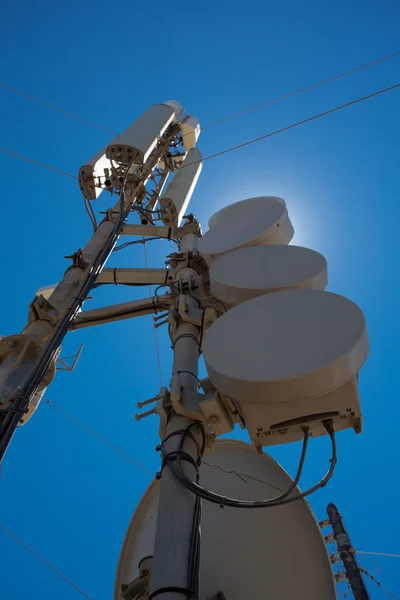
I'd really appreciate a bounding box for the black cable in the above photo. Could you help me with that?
[161,420,336,509]
[148,587,198,600]
[83,197,98,231]
[154,283,179,296]
[0,146,163,459]
[175,370,199,382]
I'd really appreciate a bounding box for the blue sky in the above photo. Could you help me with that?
[1,0,399,598]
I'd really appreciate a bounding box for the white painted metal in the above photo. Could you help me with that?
[79,102,181,200]
[199,196,294,265]
[159,148,203,226]
[97,267,170,286]
[180,115,201,151]
[209,245,328,305]
[114,439,337,600]
[35,284,57,300]
[71,295,175,330]
[164,100,184,120]
[203,289,369,405]
[106,104,176,165]
[242,376,362,447]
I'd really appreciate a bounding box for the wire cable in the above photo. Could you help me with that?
[2,83,399,185]
[44,399,154,476]
[200,82,400,165]
[143,241,163,389]
[357,552,400,559]
[202,50,400,129]
[201,461,287,493]
[84,197,98,231]
[2,51,399,137]
[0,147,77,179]
[360,567,398,600]
[161,421,336,509]
[0,524,93,600]
[0,82,117,134]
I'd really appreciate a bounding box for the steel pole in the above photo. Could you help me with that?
[149,233,202,600]
[327,503,370,599]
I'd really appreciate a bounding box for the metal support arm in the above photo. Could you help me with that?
[121,222,201,240]
[71,295,175,330]
[96,267,172,286]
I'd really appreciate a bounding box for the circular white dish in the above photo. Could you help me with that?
[203,289,369,404]
[114,439,336,600]
[210,245,327,305]
[200,196,294,265]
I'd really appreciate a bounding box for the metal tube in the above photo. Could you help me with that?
[97,267,169,286]
[149,234,201,600]
[71,295,174,330]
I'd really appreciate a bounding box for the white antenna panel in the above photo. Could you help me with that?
[79,102,182,200]
[203,289,369,405]
[79,147,113,200]
[210,245,327,305]
[180,115,201,151]
[106,103,177,165]
[159,148,202,226]
[198,196,294,265]
[114,439,336,600]
[163,100,184,120]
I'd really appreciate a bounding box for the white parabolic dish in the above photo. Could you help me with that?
[199,196,294,265]
[209,245,328,305]
[114,440,337,600]
[208,196,285,229]
[202,289,369,404]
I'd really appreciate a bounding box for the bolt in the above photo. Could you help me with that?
[35,348,41,354]
[7,341,16,349]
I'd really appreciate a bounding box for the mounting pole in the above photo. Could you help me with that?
[327,502,370,599]
[149,232,202,600]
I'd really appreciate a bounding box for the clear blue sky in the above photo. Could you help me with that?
[1,0,399,598]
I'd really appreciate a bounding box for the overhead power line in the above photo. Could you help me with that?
[2,82,399,183]
[0,147,77,180]
[358,551,400,559]
[0,524,93,600]
[0,82,117,134]
[201,82,400,164]
[202,49,400,129]
[44,399,154,476]
[1,51,399,137]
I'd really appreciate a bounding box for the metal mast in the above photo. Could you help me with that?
[1,99,371,600]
